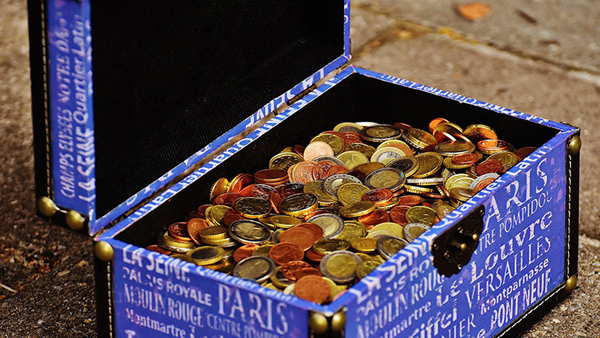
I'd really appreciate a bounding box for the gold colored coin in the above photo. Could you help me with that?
[187,246,225,266]
[321,250,361,283]
[403,223,430,242]
[365,168,406,191]
[313,239,351,255]
[404,185,435,194]
[449,187,478,202]
[323,174,363,198]
[377,235,410,259]
[234,197,272,219]
[360,124,403,143]
[307,213,345,238]
[336,151,369,169]
[336,221,368,242]
[442,156,473,170]
[340,200,376,218]
[350,237,378,253]
[371,147,407,163]
[434,140,475,157]
[304,180,337,204]
[333,122,363,133]
[199,226,229,239]
[269,214,302,229]
[210,178,230,201]
[311,133,345,155]
[233,256,276,283]
[337,183,370,206]
[354,162,385,175]
[413,152,443,178]
[402,128,437,150]
[405,206,437,226]
[343,143,377,159]
[378,140,414,157]
[252,244,275,257]
[269,152,305,171]
[488,151,519,172]
[279,193,319,217]
[208,205,231,226]
[356,260,382,279]
[369,222,404,238]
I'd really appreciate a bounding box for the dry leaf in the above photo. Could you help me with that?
[458,3,491,21]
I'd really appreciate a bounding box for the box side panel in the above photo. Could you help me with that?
[109,241,309,338]
[27,0,51,201]
[46,0,96,221]
[343,139,568,338]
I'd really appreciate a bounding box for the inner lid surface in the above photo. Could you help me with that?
[91,0,345,217]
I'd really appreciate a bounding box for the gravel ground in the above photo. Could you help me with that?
[1,0,599,337]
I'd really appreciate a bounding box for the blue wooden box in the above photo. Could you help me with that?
[27,0,580,337]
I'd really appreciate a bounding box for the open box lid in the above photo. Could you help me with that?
[33,0,350,235]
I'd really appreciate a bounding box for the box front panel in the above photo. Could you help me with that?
[344,140,567,338]
[99,69,577,337]
[112,242,309,338]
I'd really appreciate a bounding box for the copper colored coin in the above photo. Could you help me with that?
[228,174,254,193]
[280,183,305,198]
[213,193,243,206]
[250,184,278,200]
[396,195,422,206]
[428,117,449,133]
[281,261,313,280]
[187,218,208,245]
[197,204,212,218]
[222,210,244,226]
[269,191,284,214]
[294,267,323,280]
[477,139,510,153]
[362,188,394,206]
[451,153,478,166]
[514,146,537,160]
[394,122,413,131]
[279,227,317,251]
[294,144,306,155]
[305,248,326,262]
[168,222,191,241]
[390,205,410,225]
[304,141,334,161]
[346,169,366,181]
[423,192,446,199]
[293,161,317,184]
[358,209,391,229]
[269,242,305,265]
[313,160,337,180]
[234,244,261,263]
[254,169,288,183]
[304,209,334,221]
[326,164,350,176]
[295,275,331,304]
[146,245,172,255]
[474,177,497,191]
[187,210,203,221]
[475,159,504,175]
[341,132,363,146]
[238,184,256,197]
[296,222,325,243]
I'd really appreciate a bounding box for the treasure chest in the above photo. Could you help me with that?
[27,0,580,337]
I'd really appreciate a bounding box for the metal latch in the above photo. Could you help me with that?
[432,205,485,277]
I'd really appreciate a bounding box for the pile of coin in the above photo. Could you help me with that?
[148,118,536,304]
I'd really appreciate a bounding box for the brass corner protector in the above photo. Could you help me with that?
[37,197,58,217]
[567,135,581,156]
[309,309,346,336]
[564,274,578,294]
[65,209,86,231]
[95,241,115,262]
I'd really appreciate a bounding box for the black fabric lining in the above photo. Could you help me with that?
[92,0,344,217]
[116,72,559,246]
